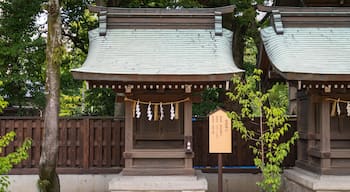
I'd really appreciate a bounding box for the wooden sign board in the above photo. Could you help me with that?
[209,108,232,153]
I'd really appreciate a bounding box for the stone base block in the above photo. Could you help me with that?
[283,167,350,192]
[109,170,207,192]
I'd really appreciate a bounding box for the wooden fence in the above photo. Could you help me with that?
[0,116,297,174]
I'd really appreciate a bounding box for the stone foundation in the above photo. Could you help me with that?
[7,172,261,192]
[283,167,350,192]
[108,171,207,192]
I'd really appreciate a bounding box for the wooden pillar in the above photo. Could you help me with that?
[296,93,305,162]
[184,100,193,169]
[297,96,303,161]
[307,95,315,162]
[320,99,331,170]
[124,101,133,168]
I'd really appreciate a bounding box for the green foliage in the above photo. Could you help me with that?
[243,37,258,75]
[61,0,98,54]
[60,94,83,116]
[83,88,116,116]
[60,49,85,95]
[193,88,223,116]
[58,1,99,116]
[233,0,264,41]
[0,82,8,114]
[268,83,289,110]
[227,69,298,192]
[0,131,32,192]
[0,81,30,191]
[0,0,46,110]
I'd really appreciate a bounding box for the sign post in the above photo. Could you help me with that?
[218,153,223,192]
[209,108,232,192]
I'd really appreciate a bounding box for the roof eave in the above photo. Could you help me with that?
[257,5,350,13]
[278,72,350,82]
[71,71,242,82]
[266,59,350,82]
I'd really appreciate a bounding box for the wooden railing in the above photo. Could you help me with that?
[0,116,296,174]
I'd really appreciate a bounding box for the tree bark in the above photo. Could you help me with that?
[39,0,62,191]
[232,19,246,69]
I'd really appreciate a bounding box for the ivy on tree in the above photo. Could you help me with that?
[227,69,299,192]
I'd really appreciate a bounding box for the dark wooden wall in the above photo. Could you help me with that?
[193,117,297,173]
[0,116,296,174]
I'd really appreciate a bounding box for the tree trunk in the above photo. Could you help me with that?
[39,0,62,191]
[232,19,246,69]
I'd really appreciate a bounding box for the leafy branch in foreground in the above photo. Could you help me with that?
[227,69,298,192]
[0,131,32,192]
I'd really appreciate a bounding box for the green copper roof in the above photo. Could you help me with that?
[72,28,242,81]
[261,26,350,77]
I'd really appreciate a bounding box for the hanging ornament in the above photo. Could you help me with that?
[160,102,164,120]
[136,100,141,118]
[147,102,153,121]
[337,98,341,116]
[170,103,175,120]
[347,102,350,117]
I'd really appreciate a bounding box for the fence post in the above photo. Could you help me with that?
[82,118,90,169]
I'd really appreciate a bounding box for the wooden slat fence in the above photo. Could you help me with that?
[0,116,296,174]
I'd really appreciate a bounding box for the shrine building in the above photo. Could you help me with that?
[258,5,350,192]
[72,5,242,192]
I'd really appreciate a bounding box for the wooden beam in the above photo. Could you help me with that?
[296,94,304,161]
[124,101,133,168]
[331,149,350,159]
[107,19,214,30]
[308,148,331,159]
[184,100,193,169]
[307,95,316,162]
[123,151,190,159]
[184,100,192,137]
[320,99,331,169]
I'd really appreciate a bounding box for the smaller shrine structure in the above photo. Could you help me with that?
[258,5,350,192]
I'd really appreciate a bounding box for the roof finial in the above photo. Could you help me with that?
[214,11,223,36]
[99,10,107,36]
[271,10,284,35]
